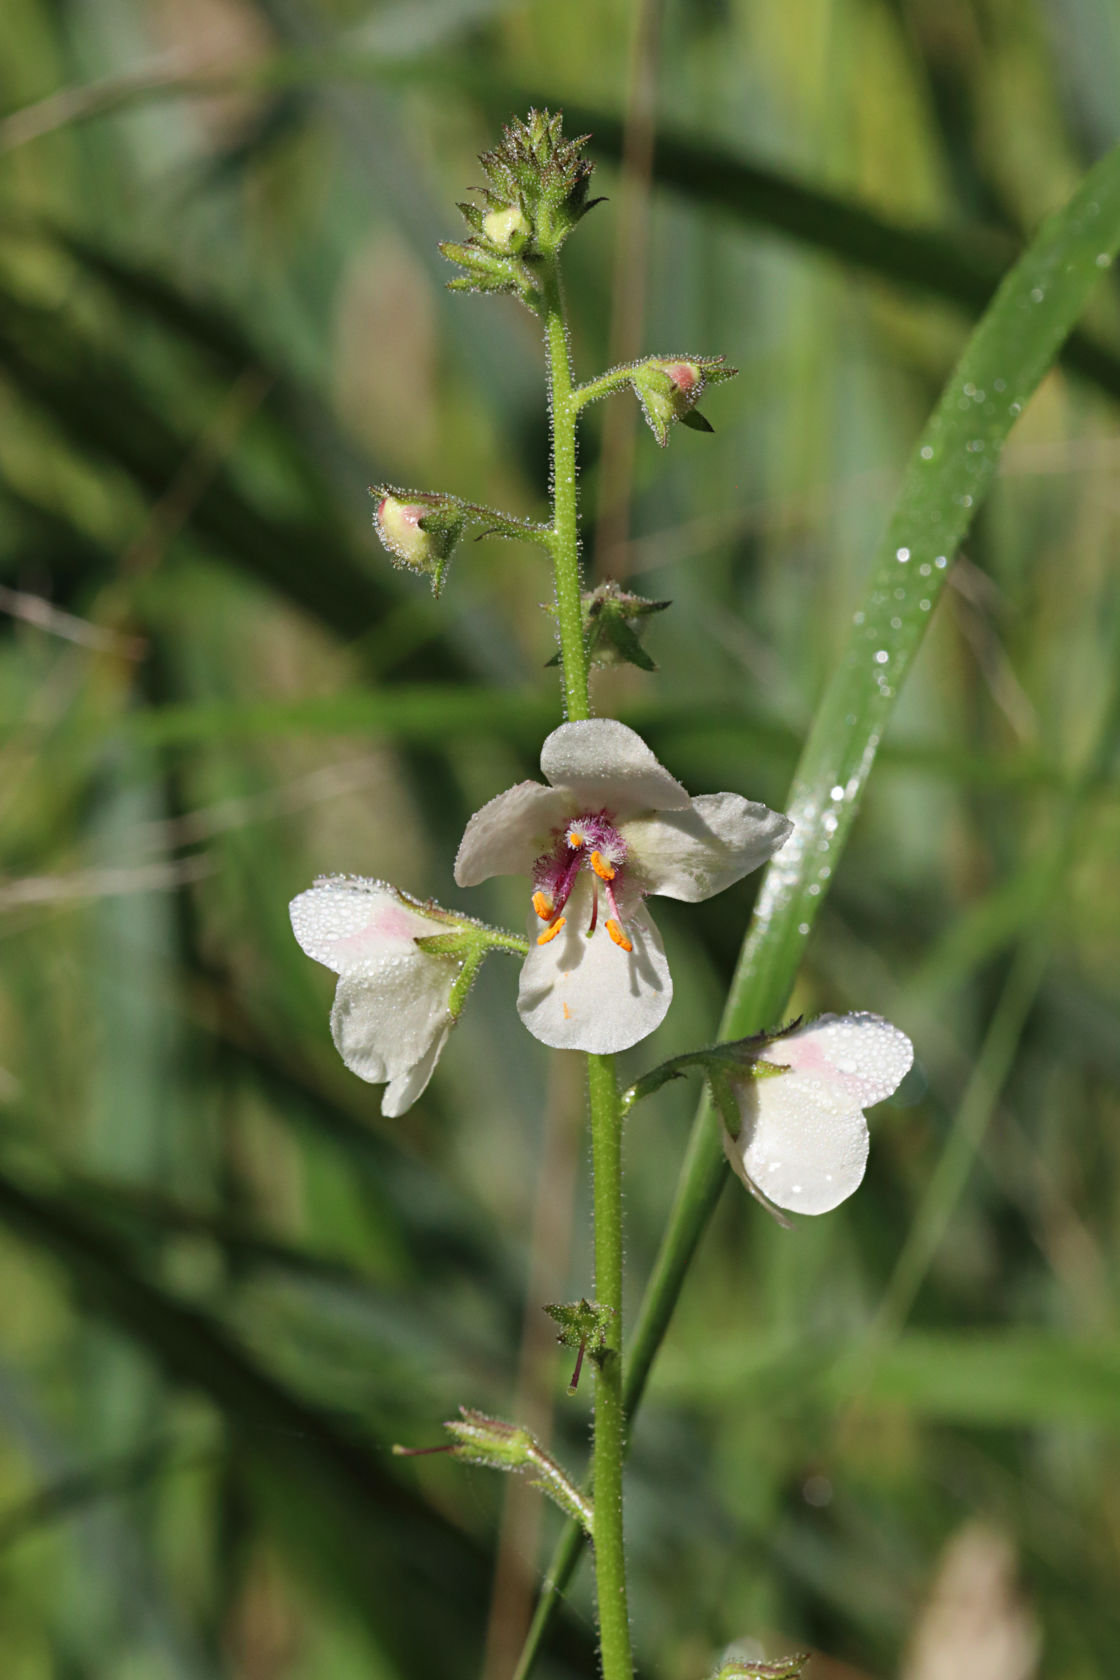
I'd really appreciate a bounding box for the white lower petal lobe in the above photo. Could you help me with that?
[622,793,792,902]
[330,963,454,1117]
[454,781,572,888]
[725,1072,870,1215]
[517,875,672,1053]
[539,719,691,814]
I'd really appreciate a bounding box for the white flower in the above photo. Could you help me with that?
[290,876,465,1117]
[723,1013,914,1214]
[454,719,792,1054]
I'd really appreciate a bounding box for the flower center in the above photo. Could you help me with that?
[531,811,633,952]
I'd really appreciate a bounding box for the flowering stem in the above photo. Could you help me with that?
[586,1051,633,1680]
[540,257,590,723]
[539,255,631,1678]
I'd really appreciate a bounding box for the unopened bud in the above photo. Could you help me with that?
[373,489,465,596]
[631,354,737,447]
[483,203,531,252]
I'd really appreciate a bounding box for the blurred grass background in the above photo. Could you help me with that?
[2,2,1120,1677]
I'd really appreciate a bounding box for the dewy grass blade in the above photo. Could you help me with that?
[513,139,1120,1680]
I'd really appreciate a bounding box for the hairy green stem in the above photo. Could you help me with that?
[572,364,638,412]
[539,255,632,1679]
[586,1052,633,1680]
[541,259,590,722]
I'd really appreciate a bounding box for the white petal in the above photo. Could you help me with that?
[761,1012,913,1107]
[622,793,792,903]
[539,719,690,814]
[330,963,454,1115]
[724,1071,869,1215]
[382,1020,454,1117]
[454,782,572,887]
[517,875,672,1053]
[290,877,444,975]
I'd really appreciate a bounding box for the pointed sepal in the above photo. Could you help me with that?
[543,1298,615,1392]
[544,579,670,672]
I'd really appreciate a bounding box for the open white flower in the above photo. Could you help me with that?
[723,1013,913,1214]
[290,876,465,1117]
[454,719,792,1054]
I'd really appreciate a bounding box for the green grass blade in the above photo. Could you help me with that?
[513,136,1120,1680]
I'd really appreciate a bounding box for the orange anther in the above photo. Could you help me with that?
[537,916,567,946]
[590,849,616,882]
[567,829,585,849]
[532,890,554,921]
[605,918,633,953]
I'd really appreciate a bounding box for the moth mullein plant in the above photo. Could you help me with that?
[288,109,914,1680]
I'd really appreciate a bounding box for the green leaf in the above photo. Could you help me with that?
[513,134,1120,1680]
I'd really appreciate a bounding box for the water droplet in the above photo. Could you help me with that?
[919,598,931,611]
[934,555,948,569]
[919,562,931,577]
[853,610,865,625]
[993,378,1006,392]
[808,883,820,896]
[966,438,985,452]
[1009,401,1022,416]
[920,445,934,460]
[896,546,910,562]
[874,650,889,664]
[1096,252,1112,268]
[830,785,845,802]
[1030,286,1045,303]
[798,922,810,937]
[890,615,902,629]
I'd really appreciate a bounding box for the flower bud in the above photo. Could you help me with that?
[373,489,465,596]
[482,203,531,252]
[631,354,737,446]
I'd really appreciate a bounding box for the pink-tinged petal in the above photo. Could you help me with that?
[539,719,690,814]
[723,1013,913,1215]
[454,782,572,887]
[622,793,792,903]
[760,1013,913,1107]
[516,875,672,1053]
[330,963,455,1117]
[290,877,443,974]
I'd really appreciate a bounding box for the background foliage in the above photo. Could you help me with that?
[2,3,1120,1677]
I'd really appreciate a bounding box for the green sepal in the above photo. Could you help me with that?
[621,1024,800,1114]
[439,1409,593,1534]
[544,580,670,672]
[411,923,528,1019]
[680,408,715,434]
[412,931,479,959]
[713,1655,809,1680]
[543,1298,613,1353]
